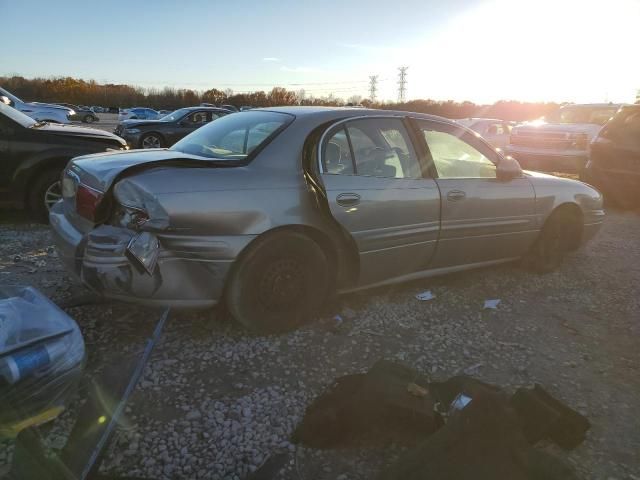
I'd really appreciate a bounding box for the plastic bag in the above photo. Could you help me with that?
[0,286,85,438]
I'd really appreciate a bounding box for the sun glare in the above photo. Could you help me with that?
[408,0,640,103]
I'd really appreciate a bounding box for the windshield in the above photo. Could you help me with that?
[546,106,619,125]
[159,108,189,121]
[170,111,293,160]
[0,102,36,128]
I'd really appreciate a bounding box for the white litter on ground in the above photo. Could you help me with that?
[415,291,435,301]
[483,299,501,309]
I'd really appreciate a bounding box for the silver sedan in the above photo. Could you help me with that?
[50,107,604,332]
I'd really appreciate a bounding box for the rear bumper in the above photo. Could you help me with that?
[506,147,588,173]
[49,202,255,308]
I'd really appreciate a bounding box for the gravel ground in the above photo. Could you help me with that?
[0,209,639,479]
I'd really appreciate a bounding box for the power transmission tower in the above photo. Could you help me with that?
[369,75,378,102]
[397,66,408,103]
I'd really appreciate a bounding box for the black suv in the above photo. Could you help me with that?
[0,99,126,220]
[586,105,640,208]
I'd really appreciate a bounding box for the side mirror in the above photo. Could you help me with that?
[496,155,523,181]
[0,96,13,107]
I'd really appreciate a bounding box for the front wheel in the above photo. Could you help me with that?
[524,209,580,273]
[225,232,330,333]
[83,114,95,123]
[140,133,163,149]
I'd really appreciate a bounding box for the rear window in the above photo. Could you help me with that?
[170,111,294,161]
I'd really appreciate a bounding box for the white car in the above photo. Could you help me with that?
[0,86,74,124]
[456,118,515,149]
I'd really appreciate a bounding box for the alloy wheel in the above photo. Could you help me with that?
[142,135,161,149]
[44,181,62,211]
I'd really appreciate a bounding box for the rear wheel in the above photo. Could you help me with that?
[83,114,95,123]
[524,208,580,273]
[225,231,330,333]
[28,168,63,223]
[140,133,163,149]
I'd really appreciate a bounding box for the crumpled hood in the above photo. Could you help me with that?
[69,149,231,192]
[39,122,124,143]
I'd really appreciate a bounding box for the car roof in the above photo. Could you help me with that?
[252,106,452,124]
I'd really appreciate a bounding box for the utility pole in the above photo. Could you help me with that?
[397,66,408,103]
[368,75,378,103]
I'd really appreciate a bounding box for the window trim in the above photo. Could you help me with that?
[318,115,428,179]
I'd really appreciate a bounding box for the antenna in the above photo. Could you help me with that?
[397,67,408,103]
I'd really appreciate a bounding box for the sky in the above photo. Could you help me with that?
[2,0,639,103]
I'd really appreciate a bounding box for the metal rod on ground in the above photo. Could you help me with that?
[79,307,171,480]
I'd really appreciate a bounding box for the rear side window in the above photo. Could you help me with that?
[322,118,422,179]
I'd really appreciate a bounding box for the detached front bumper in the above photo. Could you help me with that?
[49,202,255,308]
[506,147,588,174]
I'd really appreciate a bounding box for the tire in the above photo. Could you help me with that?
[225,231,330,333]
[524,208,580,273]
[83,114,95,123]
[28,168,63,223]
[140,133,164,149]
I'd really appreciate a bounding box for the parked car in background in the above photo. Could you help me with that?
[506,103,622,175]
[114,106,231,148]
[0,100,126,221]
[90,106,105,113]
[585,105,640,208]
[455,118,515,149]
[54,103,99,123]
[158,109,173,116]
[240,106,254,111]
[0,86,74,124]
[222,104,239,112]
[118,107,160,122]
[50,107,603,333]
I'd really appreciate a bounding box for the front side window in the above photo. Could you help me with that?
[422,128,497,179]
[322,118,421,179]
[186,111,208,124]
[171,111,293,161]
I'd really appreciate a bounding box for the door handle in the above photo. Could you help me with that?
[446,190,466,201]
[336,193,361,207]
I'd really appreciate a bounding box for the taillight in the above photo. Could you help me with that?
[76,184,104,221]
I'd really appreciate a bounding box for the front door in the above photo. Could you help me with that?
[415,120,538,268]
[320,117,441,286]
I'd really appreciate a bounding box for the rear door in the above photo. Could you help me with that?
[320,117,441,286]
[415,119,538,268]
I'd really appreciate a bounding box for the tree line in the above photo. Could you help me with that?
[1,75,562,121]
